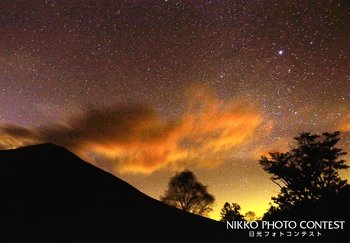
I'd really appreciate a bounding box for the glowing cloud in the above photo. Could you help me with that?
[0,90,264,174]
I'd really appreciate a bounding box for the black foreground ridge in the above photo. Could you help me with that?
[0,143,348,243]
[0,143,236,242]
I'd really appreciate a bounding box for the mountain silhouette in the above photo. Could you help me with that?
[0,143,243,242]
[1,143,347,242]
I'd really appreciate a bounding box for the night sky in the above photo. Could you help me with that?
[0,0,349,219]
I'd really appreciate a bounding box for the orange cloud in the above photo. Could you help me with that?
[0,90,264,174]
[0,125,39,149]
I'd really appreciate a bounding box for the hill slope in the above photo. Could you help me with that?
[0,143,239,242]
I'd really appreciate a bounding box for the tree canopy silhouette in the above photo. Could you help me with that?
[160,170,215,216]
[244,211,258,222]
[220,202,244,222]
[260,131,348,210]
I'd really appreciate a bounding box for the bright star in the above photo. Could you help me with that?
[278,49,284,55]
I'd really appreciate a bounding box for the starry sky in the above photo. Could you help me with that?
[0,0,349,219]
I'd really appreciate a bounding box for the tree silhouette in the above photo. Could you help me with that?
[244,211,257,222]
[260,131,348,210]
[220,202,244,222]
[160,170,215,216]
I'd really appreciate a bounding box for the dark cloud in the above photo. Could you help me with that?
[39,104,160,148]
